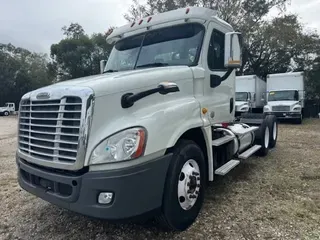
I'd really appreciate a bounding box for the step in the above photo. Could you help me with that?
[238,145,262,160]
[215,160,240,176]
[212,135,235,147]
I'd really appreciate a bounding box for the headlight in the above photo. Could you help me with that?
[240,107,249,112]
[293,106,301,111]
[89,127,147,165]
[264,106,271,112]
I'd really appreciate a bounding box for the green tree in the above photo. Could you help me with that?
[50,23,113,81]
[0,43,53,106]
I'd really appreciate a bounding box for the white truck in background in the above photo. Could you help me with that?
[0,102,15,116]
[264,72,304,124]
[235,75,266,116]
[16,7,278,231]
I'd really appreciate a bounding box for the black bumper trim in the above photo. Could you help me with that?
[17,153,172,220]
[266,112,301,119]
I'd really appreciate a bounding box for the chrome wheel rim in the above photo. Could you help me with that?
[177,159,201,210]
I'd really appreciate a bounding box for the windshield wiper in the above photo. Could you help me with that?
[136,63,169,69]
[103,69,118,73]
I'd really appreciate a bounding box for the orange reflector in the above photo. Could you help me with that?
[202,108,208,114]
[186,8,190,14]
[132,129,146,158]
[139,19,143,25]
[147,17,152,22]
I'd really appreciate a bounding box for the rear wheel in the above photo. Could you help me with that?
[156,140,206,231]
[266,115,278,148]
[254,118,269,156]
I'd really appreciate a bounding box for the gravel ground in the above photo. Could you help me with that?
[0,116,319,240]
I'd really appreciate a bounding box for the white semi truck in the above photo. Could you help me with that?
[16,7,278,231]
[264,72,304,124]
[0,102,15,116]
[235,75,266,116]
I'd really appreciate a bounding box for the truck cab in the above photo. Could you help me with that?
[264,72,304,124]
[0,102,15,116]
[16,7,278,231]
[235,75,266,117]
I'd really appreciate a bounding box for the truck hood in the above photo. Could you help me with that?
[267,101,299,107]
[40,66,191,97]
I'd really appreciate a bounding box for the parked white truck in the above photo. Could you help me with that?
[264,72,304,124]
[16,7,278,231]
[0,102,15,116]
[235,75,266,116]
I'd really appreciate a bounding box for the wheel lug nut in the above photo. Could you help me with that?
[197,184,200,187]
[187,190,193,194]
[189,195,196,199]
[197,177,200,180]
[192,171,199,176]
[195,191,199,195]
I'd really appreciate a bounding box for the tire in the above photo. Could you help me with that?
[156,140,206,231]
[3,111,9,116]
[295,115,302,124]
[266,115,278,149]
[254,118,270,156]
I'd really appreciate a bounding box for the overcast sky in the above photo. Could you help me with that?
[0,0,319,54]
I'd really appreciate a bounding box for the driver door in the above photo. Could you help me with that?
[202,22,235,124]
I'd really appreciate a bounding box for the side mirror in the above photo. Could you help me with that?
[224,32,242,68]
[158,82,180,95]
[100,60,107,74]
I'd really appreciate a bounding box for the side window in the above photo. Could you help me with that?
[208,30,226,71]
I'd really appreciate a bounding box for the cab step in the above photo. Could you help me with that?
[214,160,240,176]
[238,145,262,160]
[212,135,235,147]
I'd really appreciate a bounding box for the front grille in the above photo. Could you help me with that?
[272,106,290,112]
[18,97,82,164]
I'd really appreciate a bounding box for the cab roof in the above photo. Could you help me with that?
[107,7,233,44]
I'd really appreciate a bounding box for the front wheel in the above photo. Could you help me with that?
[3,111,9,116]
[156,140,206,231]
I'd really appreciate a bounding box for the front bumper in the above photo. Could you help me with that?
[265,112,301,119]
[17,154,172,220]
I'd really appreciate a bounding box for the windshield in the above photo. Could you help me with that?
[236,92,249,101]
[268,90,299,101]
[104,23,204,72]
[4,103,9,107]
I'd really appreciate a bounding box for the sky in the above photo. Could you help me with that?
[0,0,319,54]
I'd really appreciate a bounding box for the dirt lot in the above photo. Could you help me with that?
[0,116,319,240]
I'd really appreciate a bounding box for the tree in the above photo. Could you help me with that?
[50,23,113,81]
[0,43,53,106]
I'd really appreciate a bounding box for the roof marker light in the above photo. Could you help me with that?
[186,8,190,14]
[139,19,143,25]
[147,17,152,23]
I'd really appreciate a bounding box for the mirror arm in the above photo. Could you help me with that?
[121,87,161,108]
[221,68,234,81]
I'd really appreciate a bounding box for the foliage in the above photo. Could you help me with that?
[0,43,53,106]
[50,23,113,81]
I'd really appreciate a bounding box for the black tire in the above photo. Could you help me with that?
[295,115,302,124]
[3,111,9,116]
[156,140,206,231]
[266,115,278,149]
[254,118,270,156]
